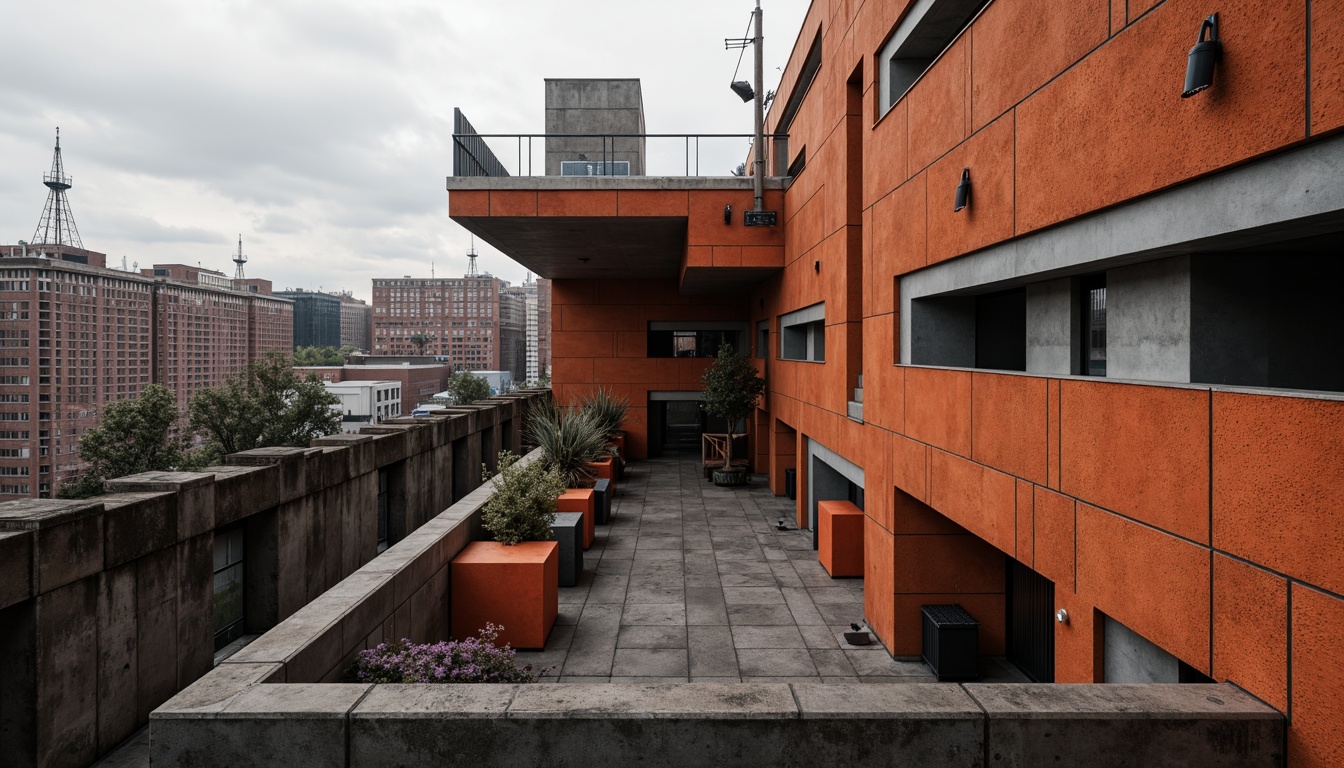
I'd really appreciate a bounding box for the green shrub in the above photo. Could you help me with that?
[525,403,609,488]
[449,370,491,405]
[480,450,565,545]
[578,387,629,441]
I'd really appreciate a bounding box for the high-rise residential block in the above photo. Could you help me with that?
[0,247,293,497]
[371,274,526,382]
[330,291,371,351]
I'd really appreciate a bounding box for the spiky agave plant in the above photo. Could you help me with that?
[578,387,629,441]
[525,404,609,488]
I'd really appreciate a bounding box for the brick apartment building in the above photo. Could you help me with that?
[449,3,1344,764]
[371,274,527,382]
[331,290,371,351]
[0,246,293,497]
[295,360,452,410]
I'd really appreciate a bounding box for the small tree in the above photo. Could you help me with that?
[700,343,765,469]
[189,353,340,459]
[407,334,436,355]
[448,370,491,405]
[59,384,187,498]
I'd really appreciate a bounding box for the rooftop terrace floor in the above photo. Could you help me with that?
[519,451,1027,684]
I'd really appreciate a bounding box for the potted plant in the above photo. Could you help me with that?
[700,343,765,486]
[526,402,608,542]
[579,386,629,457]
[451,451,566,649]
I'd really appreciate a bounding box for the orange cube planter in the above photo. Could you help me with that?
[557,488,596,549]
[588,457,617,493]
[818,500,865,578]
[451,541,558,650]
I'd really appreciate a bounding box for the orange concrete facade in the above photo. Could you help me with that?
[450,1,1343,763]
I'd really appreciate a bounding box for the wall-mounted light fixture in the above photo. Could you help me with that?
[814,260,820,273]
[1055,608,1070,625]
[954,168,971,212]
[730,80,756,102]
[724,204,733,225]
[1182,14,1221,98]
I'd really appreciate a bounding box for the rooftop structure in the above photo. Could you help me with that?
[445,2,1344,764]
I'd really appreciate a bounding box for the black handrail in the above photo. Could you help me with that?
[450,132,789,178]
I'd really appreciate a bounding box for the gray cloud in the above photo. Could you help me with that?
[0,0,809,301]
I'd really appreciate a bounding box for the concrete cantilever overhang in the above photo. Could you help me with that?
[446,176,788,295]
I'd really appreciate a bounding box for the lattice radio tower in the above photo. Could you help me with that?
[465,235,480,277]
[31,128,84,249]
[232,235,248,279]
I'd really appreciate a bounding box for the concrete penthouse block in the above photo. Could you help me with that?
[966,683,1284,767]
[0,498,104,594]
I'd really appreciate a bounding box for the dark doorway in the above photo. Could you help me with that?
[1006,560,1055,682]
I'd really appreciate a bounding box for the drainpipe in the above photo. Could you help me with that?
[752,0,765,212]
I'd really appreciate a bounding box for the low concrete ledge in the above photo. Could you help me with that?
[154,680,1280,768]
[970,683,1285,767]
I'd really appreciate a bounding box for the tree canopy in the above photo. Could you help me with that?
[700,343,765,469]
[293,345,356,366]
[447,370,491,405]
[189,352,341,460]
[58,384,187,499]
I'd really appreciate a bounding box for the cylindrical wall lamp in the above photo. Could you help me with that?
[954,168,971,212]
[1182,14,1221,98]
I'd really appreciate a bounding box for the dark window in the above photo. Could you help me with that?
[974,288,1026,371]
[756,320,769,359]
[1080,274,1107,376]
[881,0,991,113]
[377,468,390,553]
[647,329,740,358]
[213,525,246,650]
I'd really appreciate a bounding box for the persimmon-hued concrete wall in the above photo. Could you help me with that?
[457,0,1342,764]
[738,0,1342,763]
[550,279,750,461]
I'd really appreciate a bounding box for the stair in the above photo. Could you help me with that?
[847,374,864,423]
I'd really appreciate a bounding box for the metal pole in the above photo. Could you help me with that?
[752,0,765,212]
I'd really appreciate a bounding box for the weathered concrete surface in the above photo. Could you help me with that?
[153,683,370,768]
[968,683,1284,767]
[0,393,547,768]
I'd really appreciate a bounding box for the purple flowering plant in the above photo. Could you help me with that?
[348,624,544,684]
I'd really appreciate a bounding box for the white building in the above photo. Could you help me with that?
[323,380,401,432]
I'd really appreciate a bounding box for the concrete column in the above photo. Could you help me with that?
[1025,278,1077,375]
[1105,256,1191,383]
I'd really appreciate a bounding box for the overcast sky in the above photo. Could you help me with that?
[0,1,809,302]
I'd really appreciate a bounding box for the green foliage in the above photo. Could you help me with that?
[58,384,187,499]
[448,370,491,405]
[407,334,436,355]
[480,450,565,545]
[700,343,765,468]
[189,352,341,457]
[293,345,356,366]
[525,401,609,488]
[578,387,629,440]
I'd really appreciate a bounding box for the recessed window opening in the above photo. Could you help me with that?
[213,525,246,651]
[1080,274,1107,377]
[756,320,769,358]
[879,0,992,115]
[647,321,746,358]
[780,303,826,362]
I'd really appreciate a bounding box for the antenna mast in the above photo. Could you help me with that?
[232,234,248,279]
[466,236,480,277]
[31,127,84,249]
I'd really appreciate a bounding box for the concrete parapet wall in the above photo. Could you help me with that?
[152,679,1281,768]
[0,392,547,768]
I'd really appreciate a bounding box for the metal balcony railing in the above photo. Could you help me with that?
[452,107,788,179]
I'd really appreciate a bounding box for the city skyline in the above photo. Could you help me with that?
[0,0,808,303]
